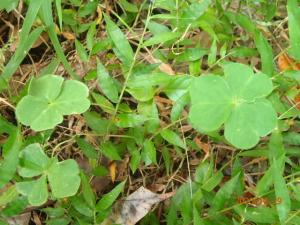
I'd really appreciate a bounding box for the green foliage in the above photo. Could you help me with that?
[189,62,277,149]
[16,144,81,206]
[1,0,300,224]
[16,74,90,131]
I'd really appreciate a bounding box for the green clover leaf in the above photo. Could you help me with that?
[16,144,81,206]
[16,74,91,131]
[189,62,277,149]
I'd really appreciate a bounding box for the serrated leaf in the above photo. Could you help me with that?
[16,74,90,131]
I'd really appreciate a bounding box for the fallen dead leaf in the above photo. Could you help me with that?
[6,212,31,225]
[277,53,300,71]
[194,137,211,161]
[101,187,175,225]
[143,53,175,75]
[62,31,76,40]
[109,161,117,183]
[294,91,300,110]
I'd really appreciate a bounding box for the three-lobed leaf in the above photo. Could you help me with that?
[16,144,81,206]
[16,74,90,131]
[189,63,277,149]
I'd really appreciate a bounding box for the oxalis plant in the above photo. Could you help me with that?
[15,74,91,131]
[13,74,91,206]
[189,62,278,149]
[16,144,81,206]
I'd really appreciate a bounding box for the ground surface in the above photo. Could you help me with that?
[0,0,300,225]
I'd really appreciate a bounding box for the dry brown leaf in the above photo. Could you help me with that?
[143,53,175,75]
[277,53,300,71]
[194,137,210,161]
[102,187,175,225]
[6,212,31,225]
[62,31,76,40]
[294,91,300,110]
[109,161,117,183]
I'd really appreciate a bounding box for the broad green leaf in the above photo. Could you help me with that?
[101,142,121,161]
[48,159,81,198]
[115,113,148,128]
[76,137,98,159]
[160,129,186,149]
[92,92,115,114]
[103,14,134,64]
[127,143,141,173]
[176,48,207,62]
[189,63,277,149]
[179,0,211,27]
[127,87,155,102]
[137,101,160,133]
[143,32,181,46]
[96,180,126,211]
[0,0,19,11]
[71,196,94,217]
[224,100,277,149]
[16,175,48,206]
[75,39,89,62]
[97,61,119,103]
[17,144,81,204]
[255,165,273,196]
[86,21,96,51]
[171,93,190,122]
[201,171,223,192]
[84,111,114,135]
[164,76,192,101]
[147,20,171,35]
[287,0,300,60]
[141,140,157,166]
[80,172,96,208]
[189,75,233,132]
[18,144,50,177]
[207,39,217,66]
[119,0,138,12]
[16,74,90,131]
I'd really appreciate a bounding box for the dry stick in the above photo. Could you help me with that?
[179,120,193,198]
